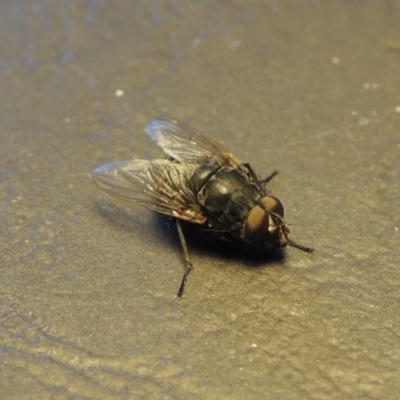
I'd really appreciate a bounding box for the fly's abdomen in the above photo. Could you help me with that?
[189,164,219,195]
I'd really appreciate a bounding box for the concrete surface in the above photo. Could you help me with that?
[1,1,400,399]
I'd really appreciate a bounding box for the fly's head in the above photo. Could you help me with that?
[243,196,314,253]
[243,196,288,248]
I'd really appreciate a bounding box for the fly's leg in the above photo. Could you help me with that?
[259,170,279,185]
[243,163,279,185]
[175,219,193,298]
[287,239,314,253]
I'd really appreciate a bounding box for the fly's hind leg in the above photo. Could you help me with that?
[175,219,193,298]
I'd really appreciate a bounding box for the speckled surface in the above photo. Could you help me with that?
[1,1,400,399]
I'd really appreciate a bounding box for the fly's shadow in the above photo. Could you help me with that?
[93,199,286,267]
[156,215,286,267]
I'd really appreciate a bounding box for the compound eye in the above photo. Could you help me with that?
[243,205,269,245]
[261,196,284,218]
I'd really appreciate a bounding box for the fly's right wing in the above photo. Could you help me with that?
[92,159,206,224]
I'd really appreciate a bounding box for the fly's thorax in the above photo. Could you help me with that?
[243,196,289,248]
[197,167,262,223]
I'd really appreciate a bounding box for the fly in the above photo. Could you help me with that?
[92,118,314,297]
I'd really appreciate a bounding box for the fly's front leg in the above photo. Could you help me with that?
[259,170,279,185]
[287,239,314,253]
[175,219,193,298]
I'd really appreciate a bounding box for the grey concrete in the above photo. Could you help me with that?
[1,1,399,399]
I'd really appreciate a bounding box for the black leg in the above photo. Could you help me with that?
[287,239,314,253]
[175,219,193,297]
[259,170,279,185]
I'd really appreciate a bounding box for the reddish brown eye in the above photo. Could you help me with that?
[261,196,284,218]
[243,205,269,245]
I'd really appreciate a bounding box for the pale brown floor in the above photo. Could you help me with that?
[1,1,400,399]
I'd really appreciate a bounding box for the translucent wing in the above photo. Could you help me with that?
[145,118,247,171]
[92,159,206,223]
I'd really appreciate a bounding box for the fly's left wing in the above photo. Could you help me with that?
[92,159,206,224]
[145,118,254,177]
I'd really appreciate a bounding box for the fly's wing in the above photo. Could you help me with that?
[92,159,206,224]
[145,118,254,176]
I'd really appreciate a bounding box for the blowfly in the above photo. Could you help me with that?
[92,118,314,297]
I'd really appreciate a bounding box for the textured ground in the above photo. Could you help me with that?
[1,1,399,399]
